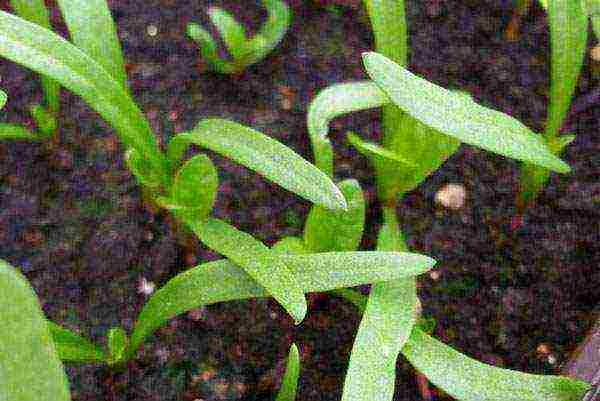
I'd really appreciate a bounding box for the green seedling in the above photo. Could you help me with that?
[187,0,291,74]
[304,1,585,400]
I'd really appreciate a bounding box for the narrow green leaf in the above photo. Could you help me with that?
[106,327,128,365]
[9,0,60,114]
[0,11,168,183]
[272,236,309,254]
[307,81,389,176]
[0,260,70,401]
[30,103,57,138]
[342,207,416,401]
[124,148,164,191]
[128,249,434,359]
[303,179,366,253]
[190,217,307,325]
[347,131,415,168]
[187,22,236,74]
[545,0,588,139]
[56,0,128,90]
[0,123,40,141]
[363,0,407,67]
[275,343,300,401]
[167,154,218,223]
[168,119,347,211]
[243,0,291,67]
[362,52,571,173]
[0,89,6,109]
[402,327,590,401]
[47,321,105,363]
[208,6,248,62]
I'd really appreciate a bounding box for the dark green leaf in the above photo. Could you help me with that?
[0,259,70,401]
[402,327,590,401]
[186,22,235,74]
[56,0,128,90]
[47,321,105,362]
[168,119,346,210]
[0,123,40,141]
[362,52,571,173]
[190,218,307,325]
[30,103,57,138]
[303,179,365,253]
[275,343,300,401]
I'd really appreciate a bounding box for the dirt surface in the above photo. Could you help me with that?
[1,0,599,400]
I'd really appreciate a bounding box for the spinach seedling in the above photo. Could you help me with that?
[305,1,584,400]
[187,0,291,74]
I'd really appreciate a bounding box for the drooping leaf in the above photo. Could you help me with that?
[303,179,366,253]
[47,321,105,363]
[161,154,218,223]
[168,119,347,211]
[106,327,128,366]
[307,81,389,177]
[402,327,590,401]
[347,131,415,168]
[244,0,291,67]
[0,260,70,401]
[207,6,248,62]
[9,0,60,114]
[0,11,168,184]
[190,217,307,325]
[342,206,416,401]
[0,123,40,141]
[56,0,128,90]
[362,52,571,173]
[275,343,301,401]
[128,251,435,359]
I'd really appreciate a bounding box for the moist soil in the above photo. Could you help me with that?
[1,0,599,400]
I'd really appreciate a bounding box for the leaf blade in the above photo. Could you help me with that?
[275,343,301,401]
[47,321,105,363]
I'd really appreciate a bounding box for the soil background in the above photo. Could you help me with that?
[1,0,599,400]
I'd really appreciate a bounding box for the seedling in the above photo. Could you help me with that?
[187,0,291,74]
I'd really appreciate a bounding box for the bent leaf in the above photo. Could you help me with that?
[307,81,389,176]
[275,343,300,401]
[403,327,590,401]
[57,0,128,90]
[190,217,307,325]
[47,322,105,362]
[347,131,415,168]
[0,260,70,401]
[128,250,434,359]
[362,52,571,173]
[208,6,248,62]
[245,0,291,67]
[0,11,168,184]
[168,119,346,211]
[304,179,366,253]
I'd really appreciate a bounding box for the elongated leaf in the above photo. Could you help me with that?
[347,131,415,168]
[56,0,128,90]
[403,327,590,401]
[275,343,300,401]
[363,0,407,67]
[190,217,307,324]
[162,154,218,223]
[0,11,168,183]
[47,322,105,362]
[107,327,127,365]
[168,118,346,211]
[128,250,435,359]
[363,52,571,173]
[9,0,60,114]
[0,123,39,141]
[243,0,291,67]
[208,6,248,62]
[187,22,235,74]
[342,206,416,401]
[0,260,70,401]
[303,179,365,253]
[307,81,389,176]
[0,89,6,109]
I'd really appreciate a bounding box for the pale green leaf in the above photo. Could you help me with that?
[362,52,571,173]
[56,0,128,90]
[275,343,300,401]
[0,11,168,184]
[128,250,435,359]
[47,321,105,362]
[106,327,127,365]
[272,236,309,254]
[243,0,291,67]
[208,6,248,62]
[363,0,407,67]
[190,217,307,325]
[168,119,346,211]
[303,179,365,253]
[347,131,415,168]
[402,327,590,401]
[0,260,70,401]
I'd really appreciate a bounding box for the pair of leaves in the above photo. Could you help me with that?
[187,0,291,74]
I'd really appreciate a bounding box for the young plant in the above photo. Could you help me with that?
[305,1,585,400]
[187,0,291,74]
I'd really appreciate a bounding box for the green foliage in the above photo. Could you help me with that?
[0,260,71,401]
[106,327,128,366]
[0,89,6,109]
[275,344,301,401]
[168,119,347,211]
[187,0,291,74]
[47,322,105,363]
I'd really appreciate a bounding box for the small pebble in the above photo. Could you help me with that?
[137,277,155,295]
[146,24,158,37]
[591,45,600,62]
[435,183,467,210]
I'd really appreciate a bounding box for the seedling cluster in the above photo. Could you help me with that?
[0,1,595,401]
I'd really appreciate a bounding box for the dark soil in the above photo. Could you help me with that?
[1,0,599,400]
